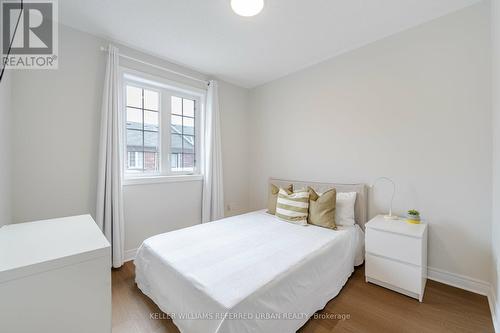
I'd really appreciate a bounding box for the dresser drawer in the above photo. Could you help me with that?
[366,253,422,294]
[366,228,422,265]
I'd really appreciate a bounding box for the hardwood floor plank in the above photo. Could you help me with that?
[112,262,494,333]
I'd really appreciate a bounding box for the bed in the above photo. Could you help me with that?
[135,179,368,333]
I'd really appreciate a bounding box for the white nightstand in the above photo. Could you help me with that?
[365,215,428,302]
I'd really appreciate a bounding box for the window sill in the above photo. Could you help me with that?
[123,174,203,186]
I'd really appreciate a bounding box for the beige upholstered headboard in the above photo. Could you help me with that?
[269,178,368,230]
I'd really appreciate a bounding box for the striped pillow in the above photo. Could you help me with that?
[275,188,310,226]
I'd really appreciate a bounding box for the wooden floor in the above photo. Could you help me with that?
[112,262,494,333]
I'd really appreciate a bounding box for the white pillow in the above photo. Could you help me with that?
[336,192,357,226]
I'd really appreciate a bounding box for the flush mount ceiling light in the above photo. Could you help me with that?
[231,0,264,17]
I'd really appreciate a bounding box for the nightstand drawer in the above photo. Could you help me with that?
[366,254,421,294]
[366,228,422,265]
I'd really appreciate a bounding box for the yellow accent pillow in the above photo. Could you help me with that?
[307,187,337,229]
[267,184,293,215]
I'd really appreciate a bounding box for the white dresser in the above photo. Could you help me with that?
[0,215,111,333]
[365,215,428,302]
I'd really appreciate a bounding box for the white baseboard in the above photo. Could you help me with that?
[124,248,138,263]
[427,266,490,295]
[427,266,498,332]
[489,286,499,333]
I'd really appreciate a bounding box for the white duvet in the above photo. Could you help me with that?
[135,210,364,333]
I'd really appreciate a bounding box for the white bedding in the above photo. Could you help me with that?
[135,210,364,333]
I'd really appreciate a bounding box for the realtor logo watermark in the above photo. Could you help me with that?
[1,0,58,69]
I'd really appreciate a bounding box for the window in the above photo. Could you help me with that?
[126,85,160,174]
[123,73,203,178]
[170,96,196,172]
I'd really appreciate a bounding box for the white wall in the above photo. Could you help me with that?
[0,70,12,227]
[11,25,250,253]
[249,3,492,283]
[219,81,250,216]
[491,0,500,329]
[12,25,105,223]
[123,180,203,251]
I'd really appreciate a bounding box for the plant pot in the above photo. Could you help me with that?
[407,214,421,224]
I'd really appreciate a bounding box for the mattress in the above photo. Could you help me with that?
[135,210,364,333]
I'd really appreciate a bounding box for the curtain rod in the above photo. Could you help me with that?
[100,46,209,85]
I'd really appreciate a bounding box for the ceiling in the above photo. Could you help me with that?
[59,0,481,88]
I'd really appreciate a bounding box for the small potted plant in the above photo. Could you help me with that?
[407,209,421,224]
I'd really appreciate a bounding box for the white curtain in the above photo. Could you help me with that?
[202,80,225,223]
[96,45,125,268]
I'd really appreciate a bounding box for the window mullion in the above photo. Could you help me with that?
[162,91,172,175]
[141,88,145,172]
[181,97,184,171]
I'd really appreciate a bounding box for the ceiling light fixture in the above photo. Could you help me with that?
[231,0,264,17]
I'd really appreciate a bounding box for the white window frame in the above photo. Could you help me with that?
[121,68,205,184]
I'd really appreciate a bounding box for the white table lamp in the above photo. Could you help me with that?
[371,177,398,220]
